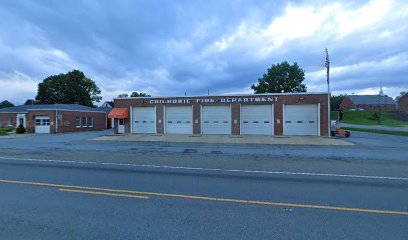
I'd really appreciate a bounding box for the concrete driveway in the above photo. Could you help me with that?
[91,134,352,146]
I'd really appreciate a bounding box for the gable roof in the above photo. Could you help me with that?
[347,95,396,105]
[0,104,106,113]
[396,92,408,103]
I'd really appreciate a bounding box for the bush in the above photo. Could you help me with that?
[16,124,26,134]
[368,112,379,120]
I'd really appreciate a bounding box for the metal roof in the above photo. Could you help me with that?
[347,95,396,105]
[0,104,106,113]
[97,106,113,113]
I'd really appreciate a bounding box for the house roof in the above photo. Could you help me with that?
[396,92,408,103]
[347,95,396,105]
[0,104,106,113]
[97,106,113,113]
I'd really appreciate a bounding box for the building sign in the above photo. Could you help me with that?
[149,96,279,104]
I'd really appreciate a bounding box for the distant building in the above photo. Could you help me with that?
[100,101,114,108]
[0,104,108,134]
[98,102,114,129]
[397,92,408,115]
[340,95,397,111]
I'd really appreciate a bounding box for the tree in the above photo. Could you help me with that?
[24,99,37,105]
[117,93,129,98]
[251,61,307,93]
[130,92,151,97]
[331,94,346,111]
[0,100,14,108]
[35,70,102,107]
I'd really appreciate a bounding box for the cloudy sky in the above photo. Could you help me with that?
[1,0,407,105]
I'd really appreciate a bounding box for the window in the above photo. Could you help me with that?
[76,117,81,128]
[88,117,94,127]
[82,117,87,127]
[119,119,124,125]
[36,118,50,126]
[8,116,12,126]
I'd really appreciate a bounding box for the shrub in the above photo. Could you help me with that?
[16,124,26,134]
[368,112,379,120]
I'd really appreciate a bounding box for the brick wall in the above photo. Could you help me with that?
[340,96,354,110]
[398,95,408,115]
[26,110,106,133]
[57,111,107,133]
[26,110,55,133]
[114,94,329,136]
[0,113,17,128]
[340,96,396,111]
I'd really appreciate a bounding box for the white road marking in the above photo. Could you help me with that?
[0,156,407,181]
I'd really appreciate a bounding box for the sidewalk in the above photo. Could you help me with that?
[339,123,408,132]
[91,134,353,146]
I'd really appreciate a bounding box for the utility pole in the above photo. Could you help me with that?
[325,48,331,137]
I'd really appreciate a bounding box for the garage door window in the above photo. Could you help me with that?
[36,118,50,126]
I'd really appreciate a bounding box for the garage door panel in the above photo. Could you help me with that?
[132,107,156,133]
[35,116,50,134]
[165,106,192,134]
[241,105,274,135]
[202,106,230,134]
[284,104,318,136]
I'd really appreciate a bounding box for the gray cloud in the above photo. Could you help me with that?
[0,0,407,105]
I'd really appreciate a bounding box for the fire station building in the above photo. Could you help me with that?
[109,93,329,136]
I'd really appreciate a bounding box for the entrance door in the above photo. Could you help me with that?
[35,116,50,134]
[118,119,125,134]
[16,113,26,128]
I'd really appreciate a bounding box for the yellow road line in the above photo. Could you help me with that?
[1,179,407,216]
[58,188,149,199]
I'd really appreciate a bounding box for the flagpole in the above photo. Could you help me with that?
[326,48,331,137]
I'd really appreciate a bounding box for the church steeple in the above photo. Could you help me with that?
[379,86,384,96]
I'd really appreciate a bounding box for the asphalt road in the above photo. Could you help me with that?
[0,130,407,239]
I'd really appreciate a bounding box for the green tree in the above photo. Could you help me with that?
[35,70,102,107]
[130,92,151,97]
[117,93,129,98]
[0,100,14,108]
[251,61,307,93]
[331,94,346,111]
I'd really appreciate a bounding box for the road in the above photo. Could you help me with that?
[0,131,407,239]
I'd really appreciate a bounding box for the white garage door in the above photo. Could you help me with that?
[35,116,50,134]
[241,105,274,135]
[165,106,192,134]
[284,104,318,136]
[202,106,230,134]
[132,107,156,133]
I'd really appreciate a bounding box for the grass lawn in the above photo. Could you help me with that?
[342,127,408,137]
[0,127,13,135]
[331,110,408,127]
